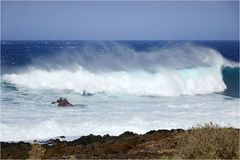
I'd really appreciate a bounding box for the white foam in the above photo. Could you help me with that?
[1,44,239,142]
[1,93,239,141]
[3,43,235,96]
[2,65,226,96]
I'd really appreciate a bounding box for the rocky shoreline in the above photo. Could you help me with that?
[1,126,239,159]
[1,129,184,159]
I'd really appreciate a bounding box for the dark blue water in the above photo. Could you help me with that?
[1,40,239,70]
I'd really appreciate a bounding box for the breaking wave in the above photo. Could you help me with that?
[2,43,238,97]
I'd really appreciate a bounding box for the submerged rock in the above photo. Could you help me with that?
[52,98,73,107]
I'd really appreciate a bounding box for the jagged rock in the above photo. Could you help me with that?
[1,128,238,159]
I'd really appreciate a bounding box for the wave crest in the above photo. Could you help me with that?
[2,43,237,96]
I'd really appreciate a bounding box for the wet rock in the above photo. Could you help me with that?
[47,138,61,145]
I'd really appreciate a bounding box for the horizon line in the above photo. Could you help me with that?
[1,39,239,41]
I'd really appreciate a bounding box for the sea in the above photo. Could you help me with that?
[1,40,239,142]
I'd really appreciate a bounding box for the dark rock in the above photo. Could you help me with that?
[2,128,239,159]
[52,98,73,107]
[146,129,173,134]
[82,90,94,96]
[146,130,157,134]
[48,138,61,145]
[119,131,137,137]
[171,129,185,133]
[0,142,31,159]
[157,129,172,133]
[0,129,187,159]
[71,134,103,145]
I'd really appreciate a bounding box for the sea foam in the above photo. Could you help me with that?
[3,43,235,96]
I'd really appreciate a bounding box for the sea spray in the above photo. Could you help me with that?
[1,41,239,142]
[3,66,226,96]
[2,43,236,96]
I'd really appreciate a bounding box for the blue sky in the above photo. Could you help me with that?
[1,1,239,40]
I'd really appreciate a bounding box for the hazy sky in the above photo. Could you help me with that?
[1,1,239,40]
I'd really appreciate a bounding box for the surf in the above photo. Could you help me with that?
[2,43,239,97]
[1,42,240,142]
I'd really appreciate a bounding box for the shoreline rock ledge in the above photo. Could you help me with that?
[1,127,239,159]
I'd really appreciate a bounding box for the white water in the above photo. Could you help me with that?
[1,44,239,142]
[3,66,226,96]
[2,44,235,96]
[1,88,239,141]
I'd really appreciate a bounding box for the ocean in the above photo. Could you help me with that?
[1,40,239,141]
